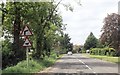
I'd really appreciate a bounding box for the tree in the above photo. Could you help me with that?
[100,13,120,56]
[84,32,98,50]
[1,1,74,68]
[1,2,27,68]
[68,43,73,51]
[61,34,71,49]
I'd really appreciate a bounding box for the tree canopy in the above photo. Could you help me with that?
[100,13,120,56]
[84,32,98,50]
[1,1,72,68]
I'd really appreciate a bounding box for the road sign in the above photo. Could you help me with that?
[23,38,32,47]
[21,25,32,36]
[20,25,33,71]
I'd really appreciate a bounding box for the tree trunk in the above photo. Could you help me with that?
[35,29,44,59]
[13,2,21,57]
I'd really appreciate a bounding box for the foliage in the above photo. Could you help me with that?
[61,34,71,49]
[68,43,73,51]
[84,32,99,50]
[81,49,86,53]
[100,13,120,56]
[2,52,58,74]
[18,2,67,59]
[90,47,116,56]
[1,2,29,68]
[1,1,72,69]
[2,39,26,69]
[0,0,74,70]
[2,39,12,68]
[52,33,72,55]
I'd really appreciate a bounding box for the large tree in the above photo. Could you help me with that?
[2,2,27,68]
[100,13,120,56]
[1,0,77,68]
[84,32,98,50]
[1,2,66,67]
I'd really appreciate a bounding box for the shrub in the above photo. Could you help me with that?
[2,39,26,69]
[109,48,116,56]
[81,49,86,53]
[2,52,58,74]
[2,39,13,69]
[90,47,116,56]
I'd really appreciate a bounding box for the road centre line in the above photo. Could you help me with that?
[73,56,96,73]
[78,59,96,73]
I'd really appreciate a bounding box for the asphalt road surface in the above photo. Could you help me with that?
[39,54,119,75]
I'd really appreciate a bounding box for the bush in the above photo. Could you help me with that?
[2,52,58,74]
[2,39,26,69]
[90,47,116,56]
[81,48,86,53]
[2,39,13,69]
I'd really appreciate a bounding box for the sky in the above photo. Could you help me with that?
[0,0,119,45]
[58,0,119,45]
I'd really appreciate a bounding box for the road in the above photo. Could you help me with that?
[38,54,119,75]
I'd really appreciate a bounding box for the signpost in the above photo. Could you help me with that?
[20,25,33,70]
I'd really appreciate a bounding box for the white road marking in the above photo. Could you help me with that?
[76,57,96,73]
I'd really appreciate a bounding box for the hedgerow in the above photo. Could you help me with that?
[90,47,116,56]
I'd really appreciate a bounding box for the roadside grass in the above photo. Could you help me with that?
[0,69,2,75]
[2,53,63,75]
[82,53,120,63]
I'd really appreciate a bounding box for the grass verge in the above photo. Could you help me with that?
[82,53,120,63]
[2,53,63,75]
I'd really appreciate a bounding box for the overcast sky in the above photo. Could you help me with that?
[58,0,119,45]
[0,0,119,45]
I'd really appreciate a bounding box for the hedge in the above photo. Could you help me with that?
[90,47,116,56]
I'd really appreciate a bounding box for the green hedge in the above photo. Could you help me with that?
[90,47,116,56]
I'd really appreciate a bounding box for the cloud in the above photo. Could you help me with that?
[59,0,119,45]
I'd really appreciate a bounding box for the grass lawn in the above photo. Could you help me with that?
[82,53,120,63]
